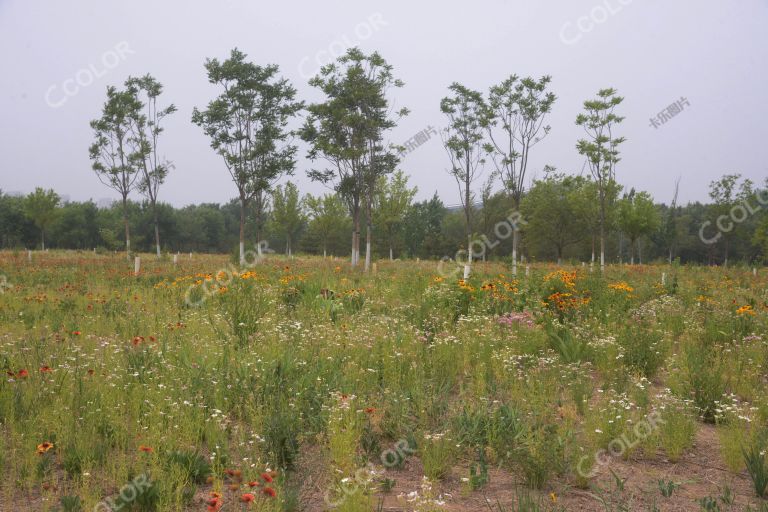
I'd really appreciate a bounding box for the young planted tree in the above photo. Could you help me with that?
[617,189,660,264]
[302,48,406,270]
[440,83,486,264]
[305,193,349,257]
[192,48,303,265]
[374,170,417,260]
[403,193,448,259]
[270,182,306,256]
[522,173,588,264]
[89,85,143,259]
[708,174,753,266]
[484,75,556,274]
[126,74,177,258]
[575,88,626,271]
[23,188,60,251]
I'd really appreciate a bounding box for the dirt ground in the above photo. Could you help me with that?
[291,425,765,512]
[9,424,765,511]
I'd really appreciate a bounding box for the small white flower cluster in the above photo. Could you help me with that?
[714,392,757,424]
[397,477,449,511]
[631,295,683,321]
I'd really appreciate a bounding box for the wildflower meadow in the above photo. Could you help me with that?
[1,251,767,511]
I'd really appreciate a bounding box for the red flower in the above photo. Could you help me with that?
[261,472,273,483]
[240,493,255,503]
[365,407,376,414]
[39,366,52,373]
[248,481,260,487]
[72,331,81,336]
[262,487,277,498]
[138,445,153,453]
[17,369,29,378]
[87,369,95,376]
[206,492,222,511]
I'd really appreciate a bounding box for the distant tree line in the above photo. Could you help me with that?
[2,171,767,265]
[4,46,766,266]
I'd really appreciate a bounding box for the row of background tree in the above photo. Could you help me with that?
[7,46,766,266]
[4,170,766,265]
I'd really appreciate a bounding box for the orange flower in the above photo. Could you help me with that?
[248,481,260,487]
[39,366,52,373]
[240,493,255,503]
[365,407,376,414]
[72,330,81,336]
[138,445,153,453]
[261,472,273,483]
[36,442,54,455]
[206,492,223,511]
[262,487,277,498]
[17,369,29,378]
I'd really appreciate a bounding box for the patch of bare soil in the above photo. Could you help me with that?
[298,425,764,511]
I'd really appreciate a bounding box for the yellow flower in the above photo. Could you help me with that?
[608,281,634,293]
[549,492,557,503]
[736,305,755,316]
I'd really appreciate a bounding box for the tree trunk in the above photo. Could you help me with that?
[465,159,472,265]
[365,233,371,271]
[323,245,327,259]
[41,230,45,251]
[154,208,161,258]
[351,200,360,267]
[123,196,131,261]
[389,245,393,261]
[239,196,246,266]
[599,189,606,272]
[512,230,519,276]
[364,192,372,272]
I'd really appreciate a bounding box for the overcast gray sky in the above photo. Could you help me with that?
[1,0,766,208]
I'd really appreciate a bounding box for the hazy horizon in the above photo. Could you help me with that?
[1,0,766,208]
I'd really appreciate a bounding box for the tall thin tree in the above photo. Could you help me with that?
[126,74,177,258]
[302,48,405,270]
[192,48,303,265]
[440,83,486,265]
[575,88,626,272]
[484,75,556,274]
[89,85,142,260]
